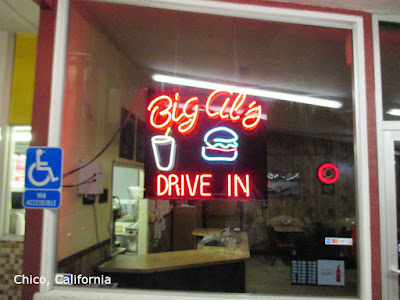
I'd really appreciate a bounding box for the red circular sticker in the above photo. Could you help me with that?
[318,163,339,184]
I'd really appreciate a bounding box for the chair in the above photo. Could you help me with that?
[266,225,295,265]
[343,224,357,267]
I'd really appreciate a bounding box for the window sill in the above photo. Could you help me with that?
[1,234,24,242]
[33,286,359,300]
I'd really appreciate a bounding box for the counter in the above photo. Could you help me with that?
[97,232,249,292]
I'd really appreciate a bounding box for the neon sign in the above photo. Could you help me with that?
[157,174,212,197]
[201,126,239,162]
[145,88,268,200]
[148,94,199,134]
[227,174,250,197]
[147,90,263,134]
[156,173,250,198]
[151,135,177,171]
[318,163,339,184]
[205,91,262,130]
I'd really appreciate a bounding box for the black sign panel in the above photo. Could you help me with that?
[144,88,268,200]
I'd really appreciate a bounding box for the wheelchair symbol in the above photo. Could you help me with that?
[27,149,60,187]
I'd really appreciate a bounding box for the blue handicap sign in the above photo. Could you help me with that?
[23,190,61,209]
[25,147,63,189]
[24,147,63,209]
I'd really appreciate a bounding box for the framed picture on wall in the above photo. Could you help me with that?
[267,172,299,198]
[119,108,136,160]
[136,118,145,163]
[321,183,335,195]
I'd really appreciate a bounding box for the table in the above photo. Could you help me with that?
[97,232,249,292]
[192,227,223,237]
[273,225,304,233]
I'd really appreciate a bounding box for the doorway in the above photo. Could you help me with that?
[382,131,400,299]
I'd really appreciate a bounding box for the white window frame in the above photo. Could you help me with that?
[372,13,400,300]
[35,0,371,299]
[0,32,22,241]
[1,125,31,239]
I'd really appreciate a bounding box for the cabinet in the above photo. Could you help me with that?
[111,164,146,255]
[173,204,202,250]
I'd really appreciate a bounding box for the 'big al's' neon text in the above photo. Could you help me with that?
[148,90,262,134]
[148,93,199,134]
[205,91,261,130]
[156,173,250,198]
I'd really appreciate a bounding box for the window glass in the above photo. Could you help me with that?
[4,126,31,235]
[379,22,400,120]
[57,1,357,296]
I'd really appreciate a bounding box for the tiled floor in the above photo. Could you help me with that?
[245,255,358,297]
[0,241,24,300]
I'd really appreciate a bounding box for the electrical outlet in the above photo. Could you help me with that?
[99,188,108,203]
[78,163,104,195]
[82,194,96,205]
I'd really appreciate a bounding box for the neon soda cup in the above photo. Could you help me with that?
[151,135,176,172]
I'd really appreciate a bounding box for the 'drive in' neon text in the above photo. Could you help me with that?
[156,173,251,198]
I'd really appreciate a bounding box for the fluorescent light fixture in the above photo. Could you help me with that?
[13,132,32,142]
[12,126,32,142]
[387,108,400,116]
[152,74,342,109]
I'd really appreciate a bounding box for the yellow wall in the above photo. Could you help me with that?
[9,34,37,125]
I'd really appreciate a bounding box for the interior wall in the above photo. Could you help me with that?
[265,132,355,221]
[9,33,37,125]
[244,132,355,251]
[58,3,147,261]
[185,132,355,252]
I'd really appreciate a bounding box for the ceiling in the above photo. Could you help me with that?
[0,0,39,33]
[79,1,356,141]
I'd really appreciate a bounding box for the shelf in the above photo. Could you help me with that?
[115,231,138,237]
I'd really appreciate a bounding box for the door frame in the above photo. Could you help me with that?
[373,13,400,300]
[382,131,400,299]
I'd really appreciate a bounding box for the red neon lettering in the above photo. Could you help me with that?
[172,93,185,124]
[186,174,200,196]
[234,174,250,197]
[230,93,246,121]
[178,97,199,134]
[200,174,212,197]
[227,174,232,197]
[168,174,180,196]
[156,174,212,197]
[148,93,199,134]
[219,98,230,120]
[148,91,263,133]
[205,91,233,118]
[148,95,173,130]
[180,174,185,197]
[157,173,251,198]
[242,101,262,130]
[157,174,169,196]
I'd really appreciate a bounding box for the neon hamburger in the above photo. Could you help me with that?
[201,126,239,162]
